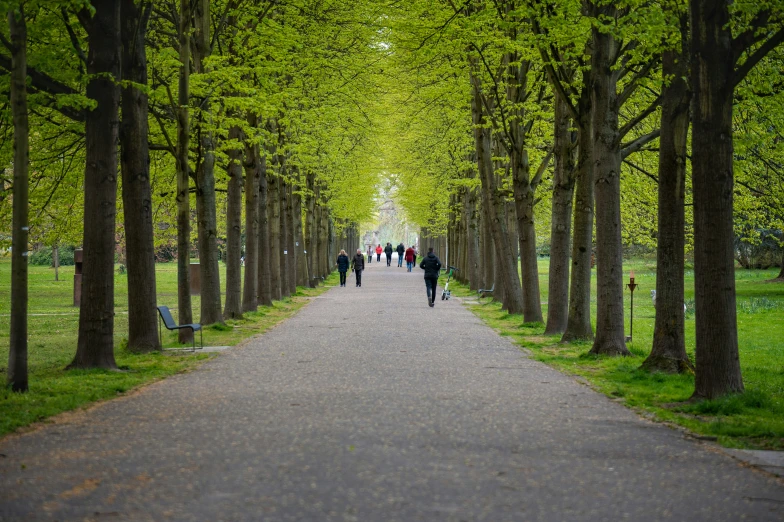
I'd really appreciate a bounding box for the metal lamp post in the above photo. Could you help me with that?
[627,270,638,341]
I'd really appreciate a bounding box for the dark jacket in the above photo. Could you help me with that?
[352,253,365,271]
[384,244,394,255]
[336,254,350,272]
[419,252,442,278]
[396,243,405,255]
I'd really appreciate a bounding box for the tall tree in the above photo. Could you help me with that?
[70,0,121,369]
[193,0,222,325]
[176,0,194,343]
[689,0,784,398]
[223,125,243,319]
[120,0,159,353]
[7,3,29,391]
[642,10,692,373]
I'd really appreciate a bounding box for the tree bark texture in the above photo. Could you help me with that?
[470,70,524,314]
[72,0,121,369]
[689,0,744,397]
[277,175,291,297]
[545,95,576,335]
[294,176,309,287]
[223,125,243,320]
[286,180,297,294]
[120,0,159,353]
[642,33,693,374]
[268,168,282,301]
[175,0,193,343]
[562,84,595,342]
[306,172,317,288]
[256,149,273,306]
[589,15,630,356]
[8,5,29,391]
[242,132,259,313]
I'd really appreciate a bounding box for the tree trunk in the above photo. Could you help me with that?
[71,0,121,369]
[294,176,309,287]
[470,69,524,314]
[120,0,159,353]
[256,147,273,306]
[286,180,297,294]
[589,14,630,356]
[562,85,595,342]
[223,125,243,320]
[278,175,291,298]
[642,28,693,374]
[268,168,282,301]
[545,96,576,335]
[53,243,59,282]
[306,172,317,288]
[8,5,29,391]
[467,185,480,291]
[690,0,743,398]
[175,0,193,344]
[242,129,259,313]
[193,0,222,326]
[512,148,544,323]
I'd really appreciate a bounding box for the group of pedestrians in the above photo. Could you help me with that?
[335,242,444,308]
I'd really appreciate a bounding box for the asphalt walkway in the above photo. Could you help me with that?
[1,256,783,521]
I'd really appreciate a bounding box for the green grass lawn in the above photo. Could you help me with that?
[0,258,335,437]
[448,257,784,450]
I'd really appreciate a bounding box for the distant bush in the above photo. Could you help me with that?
[28,245,76,266]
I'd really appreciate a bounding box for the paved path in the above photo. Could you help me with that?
[1,258,783,521]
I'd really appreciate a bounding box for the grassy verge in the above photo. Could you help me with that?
[0,259,337,437]
[448,259,784,450]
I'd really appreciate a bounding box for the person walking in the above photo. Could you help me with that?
[367,245,372,264]
[396,242,405,267]
[419,247,442,307]
[384,242,394,266]
[352,249,365,287]
[404,245,416,272]
[336,249,350,287]
[375,244,383,263]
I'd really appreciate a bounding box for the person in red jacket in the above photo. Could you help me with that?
[404,246,416,272]
[375,244,383,263]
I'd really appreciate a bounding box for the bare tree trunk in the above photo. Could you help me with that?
[277,175,291,297]
[120,0,158,353]
[53,243,60,281]
[71,0,121,369]
[268,169,282,301]
[471,69,524,314]
[562,84,594,342]
[242,128,258,313]
[642,25,693,374]
[294,175,309,287]
[256,148,273,306]
[8,5,29,391]
[588,9,629,356]
[467,185,480,291]
[175,0,193,343]
[193,0,222,326]
[690,0,743,398]
[306,172,317,288]
[223,125,243,320]
[286,180,297,294]
[545,96,576,335]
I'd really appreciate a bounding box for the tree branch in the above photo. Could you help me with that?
[618,95,661,141]
[621,129,660,159]
[733,26,784,88]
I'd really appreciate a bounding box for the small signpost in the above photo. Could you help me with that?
[73,248,83,306]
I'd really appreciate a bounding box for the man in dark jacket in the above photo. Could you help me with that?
[352,249,365,287]
[419,247,442,307]
[396,242,405,267]
[384,242,394,266]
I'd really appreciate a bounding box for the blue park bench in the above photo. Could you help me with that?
[156,305,203,351]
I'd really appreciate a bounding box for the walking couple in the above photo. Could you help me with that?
[336,249,365,287]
